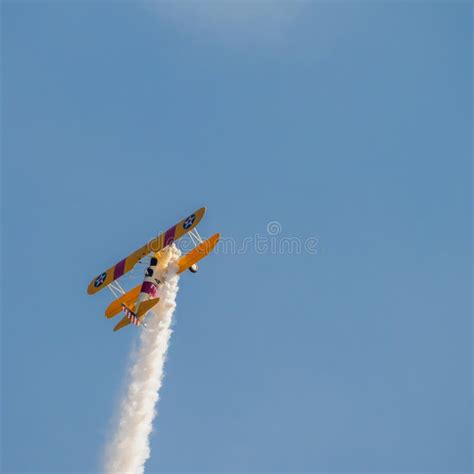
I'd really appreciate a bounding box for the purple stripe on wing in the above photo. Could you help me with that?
[163,225,176,247]
[114,259,126,280]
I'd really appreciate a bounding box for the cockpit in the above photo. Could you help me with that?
[145,257,158,278]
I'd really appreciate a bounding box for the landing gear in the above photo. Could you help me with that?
[189,264,198,273]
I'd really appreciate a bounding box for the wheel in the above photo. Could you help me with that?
[189,264,198,273]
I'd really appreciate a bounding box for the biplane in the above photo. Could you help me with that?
[87,207,220,332]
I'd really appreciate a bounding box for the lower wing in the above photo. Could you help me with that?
[177,233,220,274]
[105,285,141,318]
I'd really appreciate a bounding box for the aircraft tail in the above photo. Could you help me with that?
[113,298,160,332]
[136,298,160,318]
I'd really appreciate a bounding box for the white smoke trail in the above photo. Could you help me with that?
[104,246,181,474]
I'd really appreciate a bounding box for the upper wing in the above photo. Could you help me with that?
[87,207,206,295]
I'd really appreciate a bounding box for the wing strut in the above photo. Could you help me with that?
[188,228,204,245]
[108,280,125,298]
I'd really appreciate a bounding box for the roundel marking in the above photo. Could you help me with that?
[94,272,107,288]
[183,214,196,230]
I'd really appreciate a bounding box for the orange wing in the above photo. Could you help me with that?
[87,207,206,295]
[105,285,141,318]
[177,233,220,274]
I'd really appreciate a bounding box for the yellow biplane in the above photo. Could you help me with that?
[87,207,220,331]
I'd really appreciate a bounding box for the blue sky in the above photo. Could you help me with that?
[2,1,471,472]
